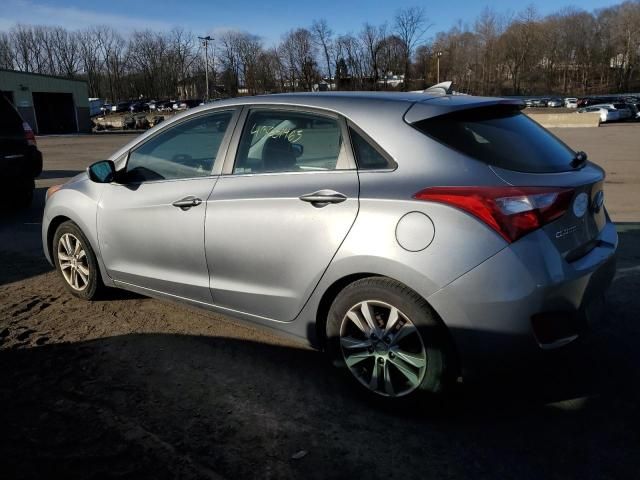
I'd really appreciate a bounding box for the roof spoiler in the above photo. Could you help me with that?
[423,81,454,95]
[404,97,526,123]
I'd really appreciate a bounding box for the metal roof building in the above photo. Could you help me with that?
[0,69,90,134]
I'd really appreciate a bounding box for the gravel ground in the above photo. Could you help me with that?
[1,127,640,479]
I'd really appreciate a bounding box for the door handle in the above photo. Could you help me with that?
[172,196,202,210]
[299,190,348,207]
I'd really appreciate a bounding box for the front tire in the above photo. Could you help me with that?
[326,277,453,400]
[53,221,104,300]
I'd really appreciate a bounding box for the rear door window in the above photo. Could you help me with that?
[233,110,350,174]
[349,127,395,170]
[413,105,576,173]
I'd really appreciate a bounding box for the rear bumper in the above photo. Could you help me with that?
[427,219,617,377]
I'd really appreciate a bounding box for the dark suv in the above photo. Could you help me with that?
[0,94,43,207]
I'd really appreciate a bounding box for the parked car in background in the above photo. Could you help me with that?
[89,98,104,117]
[590,103,632,121]
[153,101,172,112]
[524,99,535,107]
[547,98,563,107]
[129,102,149,113]
[100,103,112,115]
[43,92,617,401]
[112,102,132,113]
[184,99,203,109]
[564,98,578,108]
[171,99,204,111]
[623,102,640,119]
[531,98,549,107]
[612,103,634,120]
[578,105,619,123]
[577,97,610,108]
[0,94,42,208]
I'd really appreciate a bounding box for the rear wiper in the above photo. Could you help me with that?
[571,151,588,169]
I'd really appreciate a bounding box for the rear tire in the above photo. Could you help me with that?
[326,277,454,400]
[53,221,104,300]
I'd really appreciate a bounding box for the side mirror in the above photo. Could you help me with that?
[87,160,116,183]
[291,143,304,158]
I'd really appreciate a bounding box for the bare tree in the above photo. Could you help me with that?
[379,35,405,87]
[94,26,128,101]
[474,7,503,95]
[499,6,540,94]
[360,23,385,88]
[0,32,14,69]
[52,28,81,78]
[311,19,333,86]
[394,6,431,90]
[279,28,318,91]
[2,0,640,99]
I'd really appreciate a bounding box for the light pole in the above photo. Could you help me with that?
[211,41,217,99]
[198,35,213,101]
[436,51,443,84]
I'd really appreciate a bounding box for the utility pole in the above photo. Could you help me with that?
[198,35,213,101]
[436,51,443,84]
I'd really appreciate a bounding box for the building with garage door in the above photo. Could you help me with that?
[0,69,90,135]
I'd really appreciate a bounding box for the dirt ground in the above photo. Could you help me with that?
[1,127,640,479]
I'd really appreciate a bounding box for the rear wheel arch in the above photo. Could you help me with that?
[316,274,460,377]
[315,273,377,349]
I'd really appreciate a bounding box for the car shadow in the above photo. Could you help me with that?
[0,324,638,480]
[0,224,638,478]
[0,187,51,285]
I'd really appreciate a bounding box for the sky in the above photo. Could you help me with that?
[0,0,625,45]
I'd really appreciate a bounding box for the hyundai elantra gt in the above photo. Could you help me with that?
[43,92,617,399]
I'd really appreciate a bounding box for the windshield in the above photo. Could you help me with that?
[413,105,576,173]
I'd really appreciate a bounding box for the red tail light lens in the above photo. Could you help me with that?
[23,122,36,146]
[414,186,575,243]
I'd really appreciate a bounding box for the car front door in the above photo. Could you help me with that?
[97,109,238,303]
[205,107,359,321]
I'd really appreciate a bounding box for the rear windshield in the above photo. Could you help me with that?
[413,105,576,173]
[0,95,23,135]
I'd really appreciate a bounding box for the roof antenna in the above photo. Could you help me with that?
[424,81,454,95]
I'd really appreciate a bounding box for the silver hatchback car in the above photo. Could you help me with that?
[43,92,617,399]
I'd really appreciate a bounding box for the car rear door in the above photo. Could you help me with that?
[204,106,359,321]
[0,95,30,178]
[97,109,239,302]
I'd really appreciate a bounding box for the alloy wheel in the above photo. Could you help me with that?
[57,233,90,291]
[340,300,427,397]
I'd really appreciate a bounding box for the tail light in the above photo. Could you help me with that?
[23,122,37,146]
[414,186,575,243]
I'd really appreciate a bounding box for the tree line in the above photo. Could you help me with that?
[1,1,639,102]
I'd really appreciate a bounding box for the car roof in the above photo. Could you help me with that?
[189,91,522,121]
[107,91,524,164]
[210,91,438,109]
